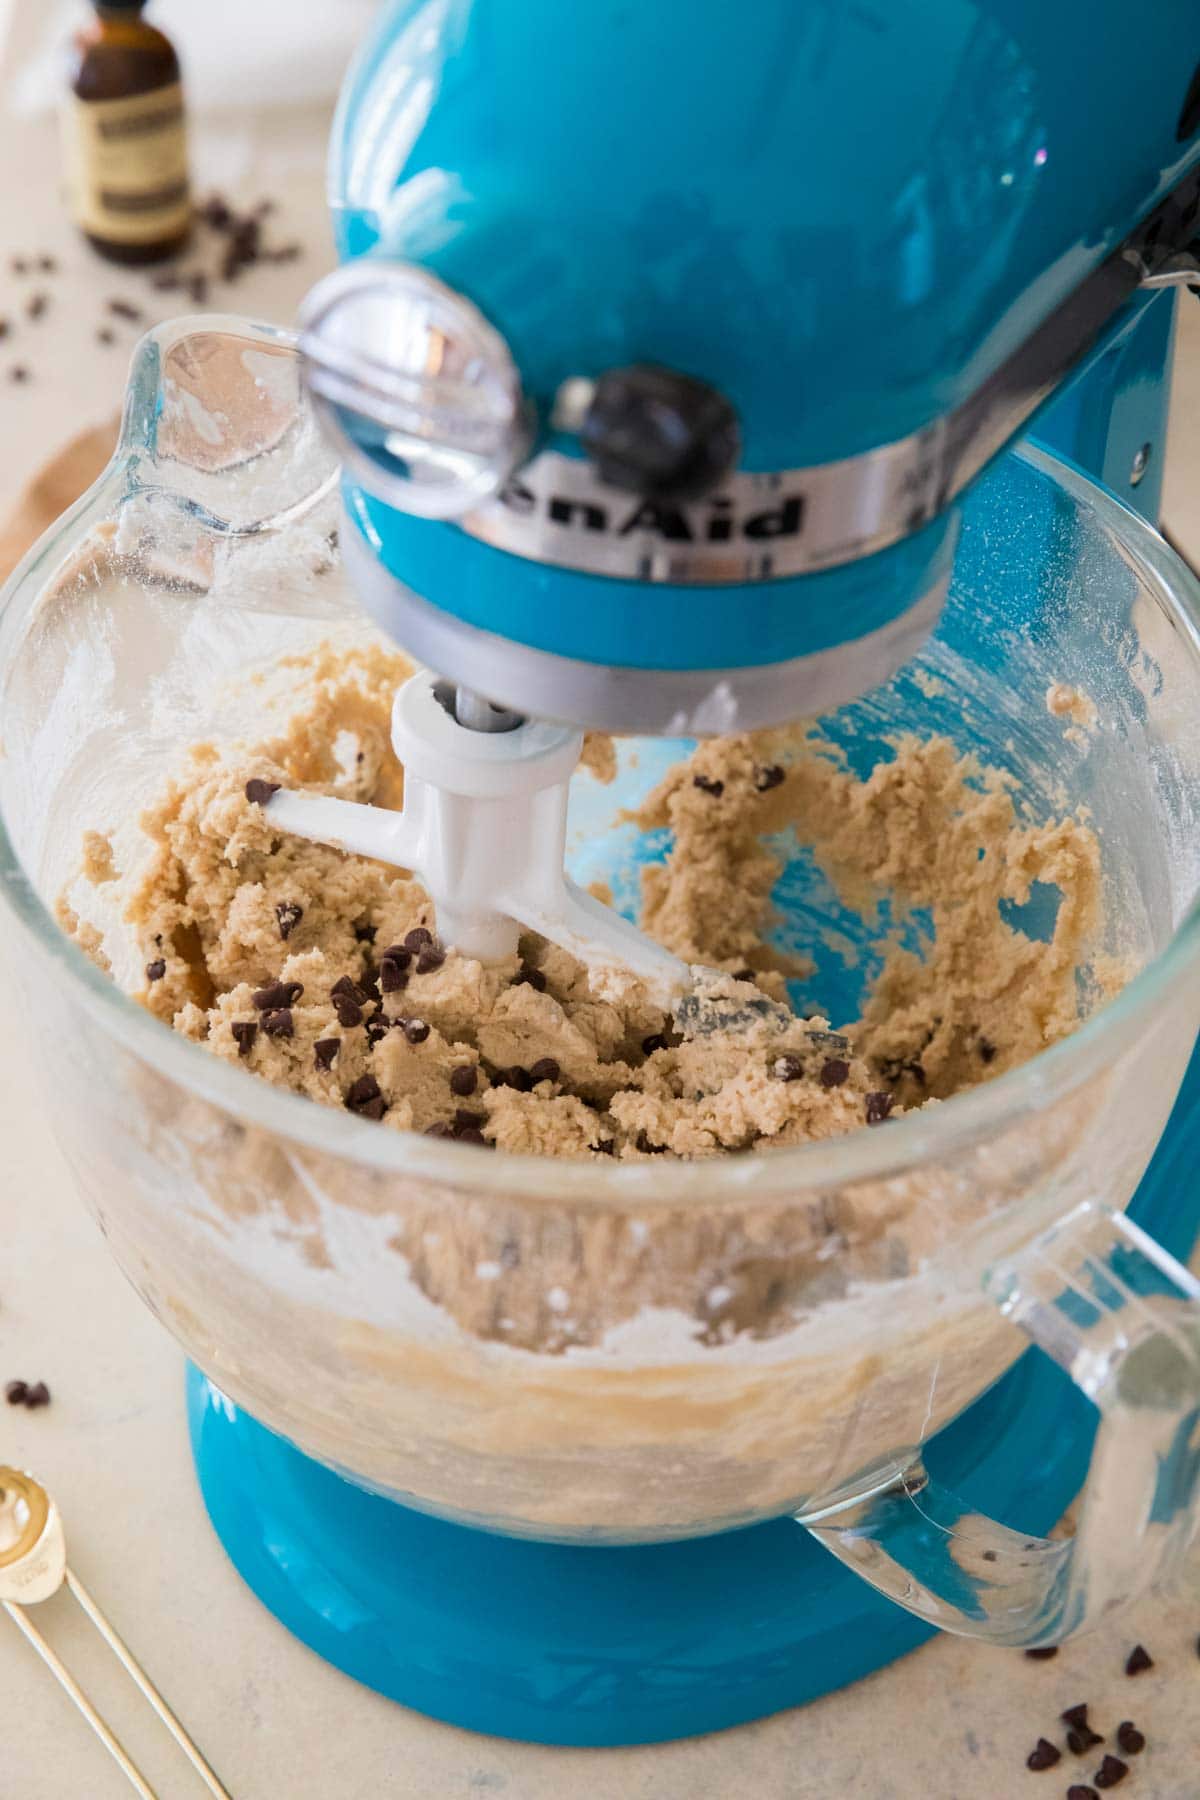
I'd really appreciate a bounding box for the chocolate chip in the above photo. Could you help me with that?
[517,964,546,991]
[754,763,785,791]
[636,1131,665,1154]
[1026,1738,1061,1771]
[107,298,144,321]
[8,365,30,383]
[820,1058,850,1088]
[1115,1724,1144,1756]
[332,994,364,1029]
[1067,1728,1104,1756]
[346,1074,384,1117]
[865,1090,894,1124]
[1124,1644,1153,1675]
[1093,1755,1128,1789]
[252,980,302,1010]
[379,955,409,994]
[1024,1646,1059,1660]
[231,1020,258,1057]
[261,1008,294,1038]
[596,1139,616,1155]
[416,947,446,974]
[366,1021,388,1045]
[1066,1788,1099,1800]
[275,901,303,941]
[455,1109,486,1132]
[5,1380,27,1405]
[978,1036,996,1062]
[96,327,116,344]
[360,970,382,1004]
[495,1065,532,1092]
[353,922,377,944]
[641,1033,667,1056]
[529,1057,560,1084]
[380,944,413,967]
[314,1038,339,1071]
[457,1127,488,1146]
[38,255,56,273]
[771,1054,805,1082]
[449,1064,478,1097]
[200,193,232,228]
[26,292,48,320]
[424,1121,452,1137]
[403,1018,431,1045]
[692,774,724,796]
[1061,1706,1093,1732]
[330,975,364,1002]
[145,958,166,981]
[24,1382,50,1409]
[734,969,756,982]
[404,927,433,951]
[244,778,280,805]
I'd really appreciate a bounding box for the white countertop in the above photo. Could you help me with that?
[2,8,1200,1796]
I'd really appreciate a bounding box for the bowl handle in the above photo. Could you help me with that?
[796,1200,1200,1645]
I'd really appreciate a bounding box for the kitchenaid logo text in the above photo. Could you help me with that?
[495,478,804,543]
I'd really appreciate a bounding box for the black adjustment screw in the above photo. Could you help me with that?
[579,363,741,499]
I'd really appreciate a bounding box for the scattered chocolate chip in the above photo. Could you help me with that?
[424,1121,452,1137]
[96,327,116,345]
[26,292,48,320]
[145,958,166,981]
[107,298,144,321]
[24,1382,50,1409]
[1026,1738,1061,1771]
[380,955,409,994]
[244,778,280,805]
[635,1131,665,1154]
[330,975,364,1002]
[275,901,303,941]
[8,365,30,383]
[457,1127,488,1146]
[754,763,785,791]
[771,1054,805,1082]
[978,1036,996,1063]
[1068,1728,1104,1756]
[641,1033,667,1056]
[1115,1724,1144,1756]
[231,1020,258,1058]
[1124,1644,1153,1675]
[1061,1706,1093,1732]
[529,1057,560,1084]
[332,994,364,1029]
[517,964,546,991]
[404,927,433,951]
[252,980,302,1010]
[353,922,377,944]
[864,1090,894,1125]
[820,1058,850,1088]
[5,1380,28,1404]
[360,969,381,1003]
[403,1018,431,1045]
[261,1008,294,1038]
[1024,1646,1059,1660]
[449,1064,478,1097]
[200,193,232,229]
[10,256,27,272]
[346,1073,384,1113]
[733,968,756,982]
[380,944,412,966]
[596,1139,616,1155]
[1093,1755,1128,1789]
[416,947,446,975]
[454,1110,486,1134]
[1066,1788,1099,1800]
[38,255,56,273]
[366,1021,388,1045]
[313,1038,339,1071]
[692,773,724,796]
[188,272,209,304]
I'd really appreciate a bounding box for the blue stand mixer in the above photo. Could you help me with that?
[10,0,1200,1751]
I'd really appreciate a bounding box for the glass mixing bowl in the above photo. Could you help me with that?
[2,318,1200,1646]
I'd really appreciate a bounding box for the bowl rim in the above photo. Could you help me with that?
[2,356,1199,1209]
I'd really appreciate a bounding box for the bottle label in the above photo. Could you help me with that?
[61,82,189,244]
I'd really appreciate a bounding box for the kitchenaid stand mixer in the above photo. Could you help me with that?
[3,0,1200,1750]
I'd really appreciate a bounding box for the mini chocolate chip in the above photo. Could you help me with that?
[332,994,364,1029]
[107,298,144,321]
[381,944,413,967]
[636,1131,665,1154]
[330,975,364,1002]
[1067,1728,1104,1756]
[865,1090,894,1125]
[457,1127,488,1146]
[424,1121,452,1137]
[641,1033,667,1056]
[496,1066,532,1092]
[313,1038,339,1071]
[596,1139,616,1155]
[231,1020,258,1057]
[275,901,303,941]
[1061,1706,1092,1732]
[820,1058,850,1088]
[416,947,446,974]
[8,365,30,383]
[5,1380,28,1404]
[529,1057,560,1084]
[380,956,409,994]
[38,255,56,273]
[24,1382,50,1409]
[353,922,377,944]
[454,1109,486,1132]
[692,773,724,796]
[244,778,280,805]
[96,327,116,345]
[771,1054,805,1082]
[517,964,546,991]
[978,1035,996,1063]
[1124,1644,1153,1675]
[1114,1724,1144,1756]
[1093,1756,1128,1789]
[1024,1646,1059,1660]
[449,1064,478,1097]
[366,1021,388,1045]
[145,959,166,981]
[261,1008,294,1038]
[734,968,756,982]
[26,292,48,320]
[345,1074,383,1117]
[403,1018,431,1045]
[1026,1739,1061,1771]
[404,927,433,950]
[754,763,785,791]
[1066,1788,1099,1800]
[252,980,302,1010]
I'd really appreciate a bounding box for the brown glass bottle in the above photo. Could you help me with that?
[63,0,191,265]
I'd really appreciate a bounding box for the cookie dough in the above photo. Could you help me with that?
[66,645,1114,1159]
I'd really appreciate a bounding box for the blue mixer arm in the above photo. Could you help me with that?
[797,1201,1200,1645]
